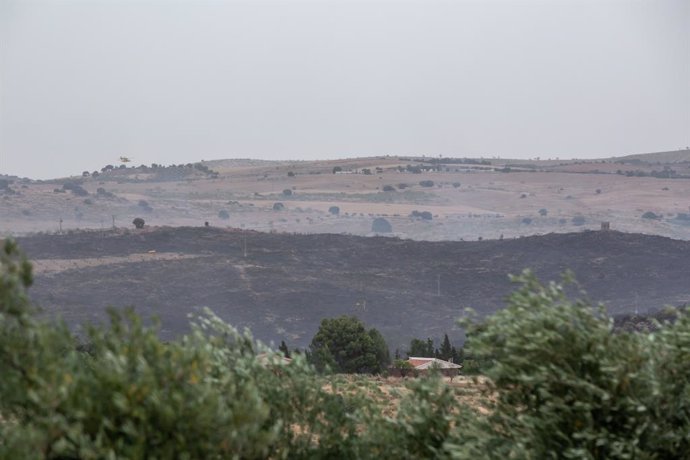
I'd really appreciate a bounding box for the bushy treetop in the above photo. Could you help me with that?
[309,316,389,374]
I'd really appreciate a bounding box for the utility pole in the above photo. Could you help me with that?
[437,274,441,297]
[58,218,63,234]
[355,278,367,311]
[243,235,247,258]
[112,215,116,229]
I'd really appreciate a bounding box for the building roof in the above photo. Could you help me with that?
[408,357,462,370]
[256,352,293,366]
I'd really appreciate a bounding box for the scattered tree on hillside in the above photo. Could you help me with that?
[410,210,432,221]
[132,217,145,229]
[62,182,89,197]
[96,187,115,198]
[332,166,342,174]
[278,340,290,359]
[282,189,292,196]
[218,210,230,220]
[371,217,392,233]
[328,206,340,216]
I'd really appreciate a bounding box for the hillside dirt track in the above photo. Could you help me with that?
[15,227,690,349]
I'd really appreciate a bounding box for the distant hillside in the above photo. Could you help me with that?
[5,151,690,241]
[610,150,690,164]
[17,228,690,350]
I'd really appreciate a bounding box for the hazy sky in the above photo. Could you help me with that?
[1,0,688,179]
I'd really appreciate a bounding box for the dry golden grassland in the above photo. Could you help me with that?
[325,374,493,418]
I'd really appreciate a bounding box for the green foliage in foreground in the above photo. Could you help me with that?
[0,240,453,459]
[2,240,690,459]
[456,272,690,459]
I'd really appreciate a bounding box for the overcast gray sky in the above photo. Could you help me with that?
[1,0,688,179]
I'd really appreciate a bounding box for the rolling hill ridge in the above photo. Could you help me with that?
[16,227,690,349]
